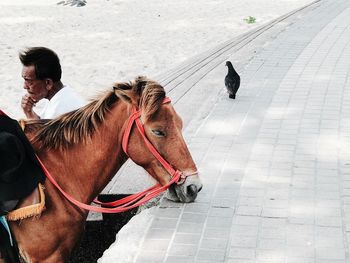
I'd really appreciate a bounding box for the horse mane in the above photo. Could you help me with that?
[31,90,117,150]
[138,78,166,121]
[31,76,165,150]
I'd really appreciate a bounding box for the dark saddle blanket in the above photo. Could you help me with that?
[0,111,45,215]
[0,201,18,216]
[0,111,46,262]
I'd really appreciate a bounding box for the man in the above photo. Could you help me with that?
[20,47,85,119]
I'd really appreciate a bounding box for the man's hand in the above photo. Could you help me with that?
[21,94,40,119]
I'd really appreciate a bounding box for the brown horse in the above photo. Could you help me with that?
[6,76,202,262]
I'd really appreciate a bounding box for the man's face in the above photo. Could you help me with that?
[22,65,48,102]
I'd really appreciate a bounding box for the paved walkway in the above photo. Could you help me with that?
[100,0,350,262]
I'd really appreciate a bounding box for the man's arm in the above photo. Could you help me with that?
[21,94,40,120]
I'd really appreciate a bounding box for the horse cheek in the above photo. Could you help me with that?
[169,134,194,170]
[128,131,153,166]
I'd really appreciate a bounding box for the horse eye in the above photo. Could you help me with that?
[152,129,166,137]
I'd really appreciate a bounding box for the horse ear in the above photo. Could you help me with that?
[113,82,139,106]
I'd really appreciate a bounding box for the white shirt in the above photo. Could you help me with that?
[40,86,86,119]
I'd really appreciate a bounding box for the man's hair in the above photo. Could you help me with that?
[19,47,62,82]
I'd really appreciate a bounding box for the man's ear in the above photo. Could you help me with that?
[113,82,140,106]
[45,79,54,90]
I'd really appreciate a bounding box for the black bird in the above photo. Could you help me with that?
[225,61,240,99]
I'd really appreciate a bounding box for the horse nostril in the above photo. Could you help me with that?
[187,185,198,198]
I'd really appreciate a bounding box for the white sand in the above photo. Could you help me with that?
[0,0,314,119]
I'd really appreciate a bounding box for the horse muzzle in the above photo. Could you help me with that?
[166,172,202,203]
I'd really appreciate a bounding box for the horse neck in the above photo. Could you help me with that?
[40,101,130,206]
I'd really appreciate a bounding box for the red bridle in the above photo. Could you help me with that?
[36,97,191,213]
[122,97,180,176]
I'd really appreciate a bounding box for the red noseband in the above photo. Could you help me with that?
[122,97,182,184]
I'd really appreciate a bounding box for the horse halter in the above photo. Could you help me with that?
[121,97,187,185]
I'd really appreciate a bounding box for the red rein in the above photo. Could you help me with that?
[39,97,188,213]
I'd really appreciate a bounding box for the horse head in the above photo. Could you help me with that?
[113,76,202,203]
